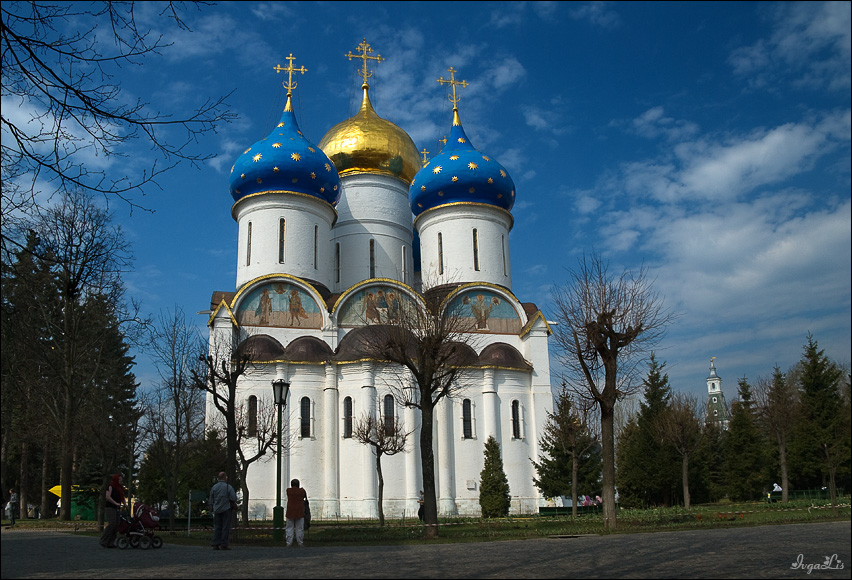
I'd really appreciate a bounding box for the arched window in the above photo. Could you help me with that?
[343,396,353,438]
[383,394,395,432]
[248,395,258,437]
[300,396,312,438]
[472,228,480,271]
[438,233,444,275]
[511,400,521,439]
[462,399,473,439]
[278,218,286,263]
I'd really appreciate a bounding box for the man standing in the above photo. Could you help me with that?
[209,472,237,550]
[285,479,307,547]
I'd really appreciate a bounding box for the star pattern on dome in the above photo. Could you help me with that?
[421,185,426,191]
[291,153,301,161]
[308,146,315,153]
[487,177,493,184]
[325,163,332,171]
[240,173,246,179]
[277,122,285,128]
[310,172,316,179]
[273,167,279,173]
[433,166,442,174]
[450,155,459,161]
[469,187,475,193]
[457,137,466,143]
[500,170,506,177]
[451,176,458,183]
[482,155,491,161]
[468,162,478,170]
[253,153,262,162]
[272,143,282,148]
[256,178,262,184]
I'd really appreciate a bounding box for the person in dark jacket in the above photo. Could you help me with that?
[285,479,307,547]
[99,474,124,548]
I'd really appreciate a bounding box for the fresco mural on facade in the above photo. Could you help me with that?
[236,282,322,328]
[337,285,417,327]
[449,289,521,334]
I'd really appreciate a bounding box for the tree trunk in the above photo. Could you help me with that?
[420,402,438,539]
[571,446,579,517]
[600,401,617,531]
[682,452,690,509]
[376,450,385,526]
[778,439,789,503]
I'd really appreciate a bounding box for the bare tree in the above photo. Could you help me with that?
[350,285,480,538]
[233,397,279,526]
[353,411,409,526]
[551,253,673,530]
[655,392,703,509]
[142,307,206,530]
[0,0,234,240]
[754,367,798,503]
[189,339,252,487]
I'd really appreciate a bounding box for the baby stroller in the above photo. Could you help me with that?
[117,503,162,549]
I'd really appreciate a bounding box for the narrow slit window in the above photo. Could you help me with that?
[369,239,376,278]
[301,396,312,438]
[313,225,318,269]
[438,233,444,275]
[383,394,395,432]
[248,396,258,437]
[278,219,286,263]
[473,228,480,271]
[401,246,407,283]
[246,222,252,267]
[512,400,521,439]
[343,396,353,438]
[463,399,473,439]
[501,235,507,276]
[335,243,341,283]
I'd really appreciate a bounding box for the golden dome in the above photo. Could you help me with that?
[319,85,420,185]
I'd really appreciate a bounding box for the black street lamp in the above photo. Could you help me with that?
[271,378,290,542]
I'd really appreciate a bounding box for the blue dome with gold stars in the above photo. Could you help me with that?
[229,95,341,206]
[409,109,515,217]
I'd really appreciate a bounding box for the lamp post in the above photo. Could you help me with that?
[271,378,290,542]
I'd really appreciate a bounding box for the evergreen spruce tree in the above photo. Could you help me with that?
[479,436,510,518]
[532,389,601,513]
[615,355,680,507]
[788,335,848,502]
[724,378,768,501]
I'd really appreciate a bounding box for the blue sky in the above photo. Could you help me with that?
[73,1,850,403]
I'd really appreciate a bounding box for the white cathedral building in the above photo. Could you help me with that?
[204,43,555,519]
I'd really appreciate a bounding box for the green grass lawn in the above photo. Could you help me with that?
[4,497,849,547]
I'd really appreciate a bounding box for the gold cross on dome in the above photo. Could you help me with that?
[274,54,308,94]
[346,38,384,84]
[437,67,468,108]
[420,148,429,166]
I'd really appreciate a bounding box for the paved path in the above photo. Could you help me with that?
[2,521,850,578]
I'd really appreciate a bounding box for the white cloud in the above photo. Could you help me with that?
[569,1,622,29]
[730,1,851,91]
[630,107,699,141]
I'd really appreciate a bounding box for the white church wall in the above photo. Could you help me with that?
[415,204,513,289]
[333,174,414,291]
[234,195,335,289]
